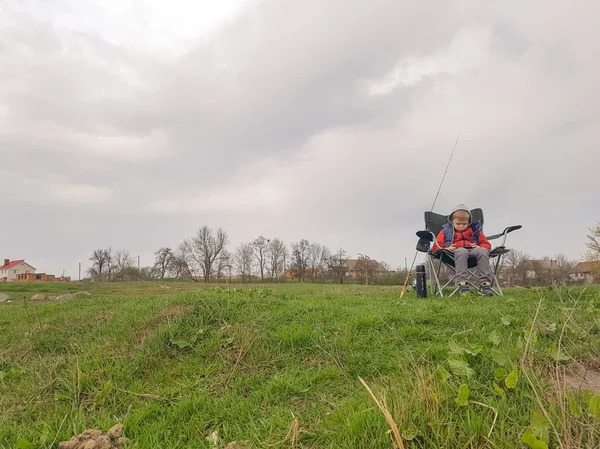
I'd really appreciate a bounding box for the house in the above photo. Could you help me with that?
[343,259,390,278]
[0,259,36,282]
[522,259,557,279]
[16,273,71,282]
[569,262,599,284]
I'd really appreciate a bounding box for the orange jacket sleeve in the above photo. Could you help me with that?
[478,231,492,250]
[432,230,445,252]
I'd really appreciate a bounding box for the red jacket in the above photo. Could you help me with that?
[432,225,491,252]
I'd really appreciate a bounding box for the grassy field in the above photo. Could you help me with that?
[1,282,599,448]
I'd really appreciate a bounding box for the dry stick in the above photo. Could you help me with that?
[285,412,300,448]
[470,401,498,438]
[117,388,170,401]
[521,294,565,449]
[555,288,585,445]
[359,377,405,449]
[48,413,69,449]
[225,337,254,385]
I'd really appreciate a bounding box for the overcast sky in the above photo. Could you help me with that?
[1,0,598,277]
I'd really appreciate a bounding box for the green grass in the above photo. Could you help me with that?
[1,282,599,448]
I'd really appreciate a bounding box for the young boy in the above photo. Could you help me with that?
[431,204,493,296]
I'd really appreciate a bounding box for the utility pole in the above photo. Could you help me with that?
[137,255,140,271]
[78,262,81,281]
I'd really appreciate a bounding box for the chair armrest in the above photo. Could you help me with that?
[416,230,435,242]
[487,225,522,246]
[415,230,436,252]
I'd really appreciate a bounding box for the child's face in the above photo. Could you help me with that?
[452,214,469,231]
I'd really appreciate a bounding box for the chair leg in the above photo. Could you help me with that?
[427,256,444,297]
[492,255,504,296]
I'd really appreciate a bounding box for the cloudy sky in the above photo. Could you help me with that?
[1,0,598,277]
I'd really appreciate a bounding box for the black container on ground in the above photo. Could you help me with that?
[416,264,427,298]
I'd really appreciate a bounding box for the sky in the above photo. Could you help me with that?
[1,0,599,277]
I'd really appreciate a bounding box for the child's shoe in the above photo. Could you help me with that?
[458,282,470,296]
[480,282,493,296]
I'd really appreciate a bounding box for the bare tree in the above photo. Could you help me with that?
[290,239,310,281]
[552,253,574,283]
[216,249,231,281]
[234,243,254,282]
[503,248,529,287]
[355,253,374,285]
[154,247,174,280]
[586,223,600,261]
[252,236,269,281]
[308,242,331,280]
[172,247,194,280]
[328,247,350,284]
[88,248,112,279]
[180,226,229,282]
[114,249,134,272]
[267,238,287,280]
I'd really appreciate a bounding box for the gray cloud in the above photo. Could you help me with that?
[1,0,599,276]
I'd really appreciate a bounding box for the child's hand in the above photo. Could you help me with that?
[447,244,456,251]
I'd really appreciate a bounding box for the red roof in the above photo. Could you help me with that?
[0,259,26,270]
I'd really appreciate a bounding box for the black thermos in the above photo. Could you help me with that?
[416,264,427,298]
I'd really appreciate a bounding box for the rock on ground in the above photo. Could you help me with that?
[0,293,10,302]
[59,424,129,449]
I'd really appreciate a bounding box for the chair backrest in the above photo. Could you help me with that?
[424,208,485,235]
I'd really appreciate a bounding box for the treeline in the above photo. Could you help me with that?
[86,226,403,284]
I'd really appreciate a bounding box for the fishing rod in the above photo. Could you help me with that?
[400,132,461,298]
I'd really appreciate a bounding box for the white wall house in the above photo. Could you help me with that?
[0,259,37,282]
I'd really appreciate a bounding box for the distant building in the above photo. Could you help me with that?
[569,262,599,284]
[16,273,71,282]
[343,259,390,278]
[0,259,36,282]
[0,258,70,282]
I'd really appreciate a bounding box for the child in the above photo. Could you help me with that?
[431,204,493,296]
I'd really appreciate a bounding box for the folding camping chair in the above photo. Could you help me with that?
[415,208,522,297]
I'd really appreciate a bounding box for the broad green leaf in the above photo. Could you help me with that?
[492,382,505,397]
[0,371,6,381]
[501,316,513,326]
[448,359,474,378]
[505,366,519,389]
[464,344,483,356]
[530,409,550,443]
[401,424,419,441]
[549,346,570,362]
[489,349,511,367]
[436,367,451,384]
[448,340,465,355]
[521,429,548,449]
[494,368,507,381]
[569,396,582,418]
[589,394,600,420]
[488,330,501,346]
[169,337,193,349]
[523,326,538,346]
[16,440,36,449]
[455,384,470,406]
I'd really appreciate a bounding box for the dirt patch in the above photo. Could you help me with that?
[563,366,600,393]
[59,424,129,449]
[155,305,193,323]
[134,305,193,346]
[93,312,112,322]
